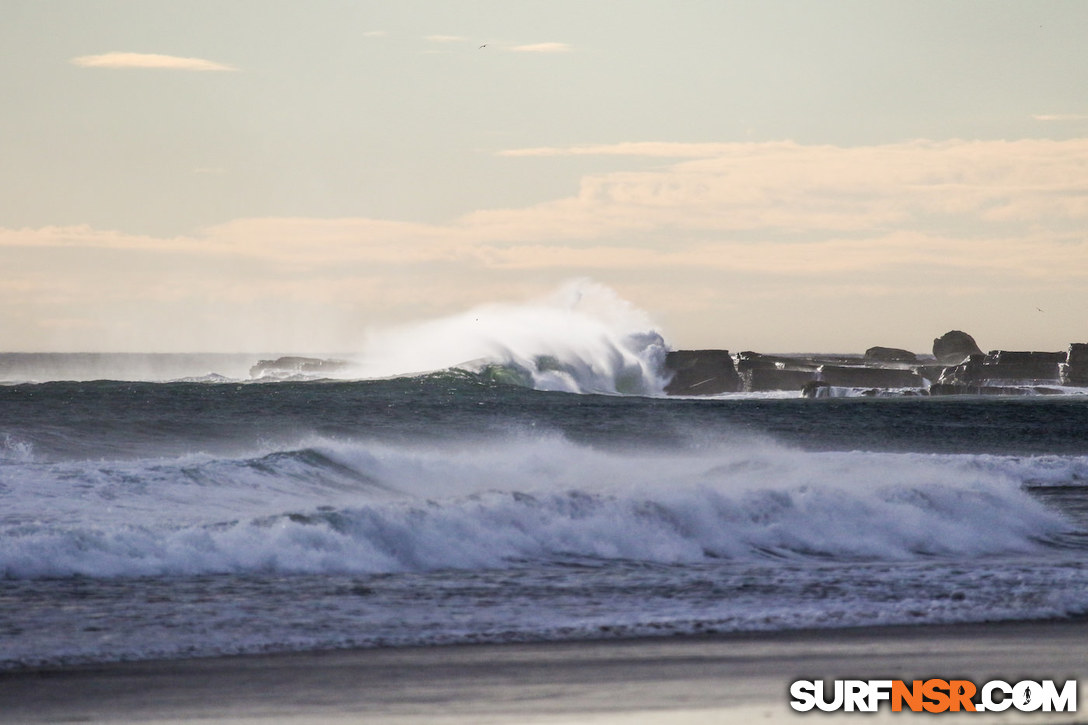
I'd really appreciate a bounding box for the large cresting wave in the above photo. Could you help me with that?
[2,435,1083,579]
[351,280,670,395]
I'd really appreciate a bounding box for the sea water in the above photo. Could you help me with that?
[2,293,1087,669]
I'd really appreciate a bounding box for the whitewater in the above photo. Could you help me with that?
[2,286,1088,670]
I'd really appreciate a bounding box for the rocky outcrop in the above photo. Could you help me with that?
[744,367,818,391]
[932,348,1072,394]
[930,383,1066,396]
[663,350,740,395]
[1062,343,1088,386]
[734,352,817,392]
[932,331,983,365]
[864,346,918,363]
[801,381,832,398]
[982,351,1065,383]
[661,338,1088,397]
[818,365,924,388]
[937,353,984,383]
[914,364,949,384]
[249,356,348,378]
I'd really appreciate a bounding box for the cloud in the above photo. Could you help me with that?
[485,139,1088,244]
[0,225,193,252]
[362,31,388,38]
[509,42,572,53]
[7,139,1088,264]
[71,52,238,72]
[500,142,741,158]
[1033,113,1088,122]
[420,39,571,54]
[6,137,1087,278]
[5,137,1087,351]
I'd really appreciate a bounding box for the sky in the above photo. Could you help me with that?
[2,0,1087,354]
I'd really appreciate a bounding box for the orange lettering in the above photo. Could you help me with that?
[892,680,924,712]
[923,679,951,713]
[948,680,977,712]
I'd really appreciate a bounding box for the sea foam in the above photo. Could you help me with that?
[352,280,670,394]
[1,434,1080,579]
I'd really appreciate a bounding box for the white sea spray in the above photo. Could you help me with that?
[353,280,670,394]
[1,436,1079,579]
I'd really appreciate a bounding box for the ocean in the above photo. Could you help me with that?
[2,347,1088,671]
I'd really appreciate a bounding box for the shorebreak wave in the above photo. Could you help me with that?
[2,437,1081,579]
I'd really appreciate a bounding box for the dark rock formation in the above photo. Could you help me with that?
[818,365,924,388]
[1062,343,1088,386]
[932,331,983,365]
[988,350,1066,364]
[801,381,832,398]
[914,364,949,384]
[249,356,348,378]
[663,350,740,395]
[864,346,918,363]
[935,348,1068,392]
[733,352,818,392]
[981,351,1064,383]
[744,367,818,392]
[733,351,800,370]
[662,338,1087,397]
[936,353,986,386]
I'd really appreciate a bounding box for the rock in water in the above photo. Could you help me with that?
[663,350,740,395]
[733,352,818,392]
[818,365,924,388]
[932,331,983,365]
[801,381,832,398]
[864,346,918,363]
[983,351,1065,382]
[249,356,348,378]
[1061,343,1088,386]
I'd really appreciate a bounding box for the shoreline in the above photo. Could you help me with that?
[3,619,1086,723]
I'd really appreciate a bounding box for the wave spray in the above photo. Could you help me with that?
[355,280,670,394]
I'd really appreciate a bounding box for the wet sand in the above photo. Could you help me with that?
[1,620,1085,724]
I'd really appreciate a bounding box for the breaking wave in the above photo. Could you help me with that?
[352,280,670,395]
[2,435,1082,579]
[0,282,671,395]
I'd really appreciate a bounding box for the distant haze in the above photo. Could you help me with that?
[3,1,1086,354]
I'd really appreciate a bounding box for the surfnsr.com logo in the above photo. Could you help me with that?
[790,679,1077,713]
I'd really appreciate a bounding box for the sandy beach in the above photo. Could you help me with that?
[2,620,1085,724]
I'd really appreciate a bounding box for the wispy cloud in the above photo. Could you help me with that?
[71,52,238,72]
[1033,113,1088,121]
[501,142,740,158]
[509,42,571,53]
[362,30,387,38]
[6,138,1087,351]
[9,138,1088,267]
